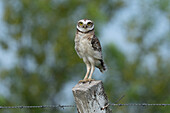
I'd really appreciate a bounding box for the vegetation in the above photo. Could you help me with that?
[0,0,169,113]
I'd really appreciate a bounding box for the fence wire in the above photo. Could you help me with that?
[110,103,170,106]
[0,95,169,110]
[0,105,75,109]
[0,103,169,109]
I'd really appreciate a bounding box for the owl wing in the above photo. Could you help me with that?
[91,35,102,59]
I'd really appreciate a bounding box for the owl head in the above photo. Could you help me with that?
[77,19,94,33]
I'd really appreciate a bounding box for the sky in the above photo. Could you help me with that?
[0,1,18,69]
[101,0,170,61]
[101,0,170,75]
[0,0,169,70]
[57,0,170,106]
[0,0,169,108]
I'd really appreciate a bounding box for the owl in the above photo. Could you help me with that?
[75,19,106,83]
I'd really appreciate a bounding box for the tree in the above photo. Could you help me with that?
[104,0,170,113]
[1,0,169,113]
[0,0,124,113]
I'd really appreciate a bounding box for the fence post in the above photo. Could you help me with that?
[72,80,112,113]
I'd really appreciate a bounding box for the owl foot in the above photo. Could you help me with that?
[87,78,95,83]
[78,78,89,84]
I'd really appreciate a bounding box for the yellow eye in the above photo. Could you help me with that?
[87,22,92,26]
[79,22,83,26]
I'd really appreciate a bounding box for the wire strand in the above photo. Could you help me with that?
[0,104,169,109]
[110,103,170,106]
[0,105,76,109]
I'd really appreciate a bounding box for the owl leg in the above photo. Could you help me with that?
[83,63,91,80]
[88,63,95,82]
[79,58,91,83]
[79,63,91,83]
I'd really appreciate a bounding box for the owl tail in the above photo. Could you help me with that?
[98,59,106,73]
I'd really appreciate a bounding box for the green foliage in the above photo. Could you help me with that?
[0,40,8,49]
[0,0,170,113]
[0,0,124,113]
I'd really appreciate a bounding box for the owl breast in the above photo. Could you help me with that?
[75,34,94,58]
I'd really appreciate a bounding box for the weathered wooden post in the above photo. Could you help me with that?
[72,80,112,113]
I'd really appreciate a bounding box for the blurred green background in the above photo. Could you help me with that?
[0,0,170,113]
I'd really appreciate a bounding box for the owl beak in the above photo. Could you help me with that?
[83,24,87,28]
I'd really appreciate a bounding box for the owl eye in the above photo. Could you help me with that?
[87,22,92,26]
[79,22,83,26]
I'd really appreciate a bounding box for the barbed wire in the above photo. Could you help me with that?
[0,103,169,109]
[110,103,170,106]
[114,95,125,104]
[0,95,169,110]
[0,105,76,109]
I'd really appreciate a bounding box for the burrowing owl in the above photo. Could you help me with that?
[75,19,106,83]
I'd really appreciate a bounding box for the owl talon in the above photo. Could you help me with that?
[78,79,89,83]
[87,78,95,83]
